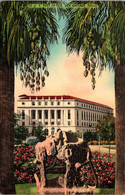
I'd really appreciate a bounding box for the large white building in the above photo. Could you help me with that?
[17,94,113,136]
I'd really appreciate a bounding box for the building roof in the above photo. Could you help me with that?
[19,94,112,109]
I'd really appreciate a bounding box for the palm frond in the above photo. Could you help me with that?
[7,19,19,64]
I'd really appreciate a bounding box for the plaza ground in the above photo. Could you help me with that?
[89,145,116,154]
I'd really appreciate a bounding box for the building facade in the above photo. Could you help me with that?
[17,94,113,136]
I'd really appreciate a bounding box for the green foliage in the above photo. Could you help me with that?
[73,132,82,138]
[96,113,115,142]
[32,125,45,142]
[14,125,29,145]
[14,113,21,125]
[84,131,98,142]
[0,1,65,91]
[26,138,39,146]
[14,114,29,144]
[64,1,125,89]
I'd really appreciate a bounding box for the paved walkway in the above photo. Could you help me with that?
[89,145,116,154]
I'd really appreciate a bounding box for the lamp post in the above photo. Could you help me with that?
[98,133,100,155]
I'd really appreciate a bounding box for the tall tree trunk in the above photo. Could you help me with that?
[0,60,16,194]
[115,61,125,195]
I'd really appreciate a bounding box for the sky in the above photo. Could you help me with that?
[14,16,115,114]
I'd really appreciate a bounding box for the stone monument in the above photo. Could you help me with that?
[34,130,98,194]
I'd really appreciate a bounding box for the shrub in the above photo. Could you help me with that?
[14,126,29,145]
[88,140,115,145]
[104,140,109,145]
[84,131,98,142]
[32,126,46,142]
[27,138,39,146]
[110,141,116,145]
[100,140,106,145]
[88,141,93,145]
[92,140,98,145]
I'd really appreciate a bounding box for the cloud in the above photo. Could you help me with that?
[15,52,115,115]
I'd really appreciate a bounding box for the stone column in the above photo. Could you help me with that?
[61,109,63,125]
[36,110,38,125]
[79,110,81,127]
[42,109,44,126]
[48,110,51,125]
[63,110,64,125]
[55,109,57,126]
[25,109,29,126]
[29,110,31,125]
[71,108,75,126]
[64,109,66,126]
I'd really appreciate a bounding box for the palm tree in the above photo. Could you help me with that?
[64,1,125,194]
[0,1,60,193]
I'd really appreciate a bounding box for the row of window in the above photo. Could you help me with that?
[77,110,103,121]
[22,121,70,126]
[22,101,71,106]
[77,121,97,127]
[77,102,110,112]
[22,110,71,120]
[21,100,111,113]
[22,119,96,128]
[22,109,104,122]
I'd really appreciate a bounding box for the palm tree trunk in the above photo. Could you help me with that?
[115,60,125,195]
[0,60,16,194]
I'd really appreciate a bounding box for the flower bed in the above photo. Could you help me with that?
[80,151,115,188]
[14,144,36,184]
[14,144,115,188]
[14,144,65,184]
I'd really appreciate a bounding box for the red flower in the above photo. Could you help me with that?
[17,177,22,181]
[19,161,23,164]
[108,155,112,159]
[14,162,17,164]
[110,175,113,179]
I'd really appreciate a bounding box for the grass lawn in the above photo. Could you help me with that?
[47,173,64,180]
[16,183,115,195]
[94,188,115,194]
[15,183,37,194]
[16,173,64,194]
[104,146,116,149]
